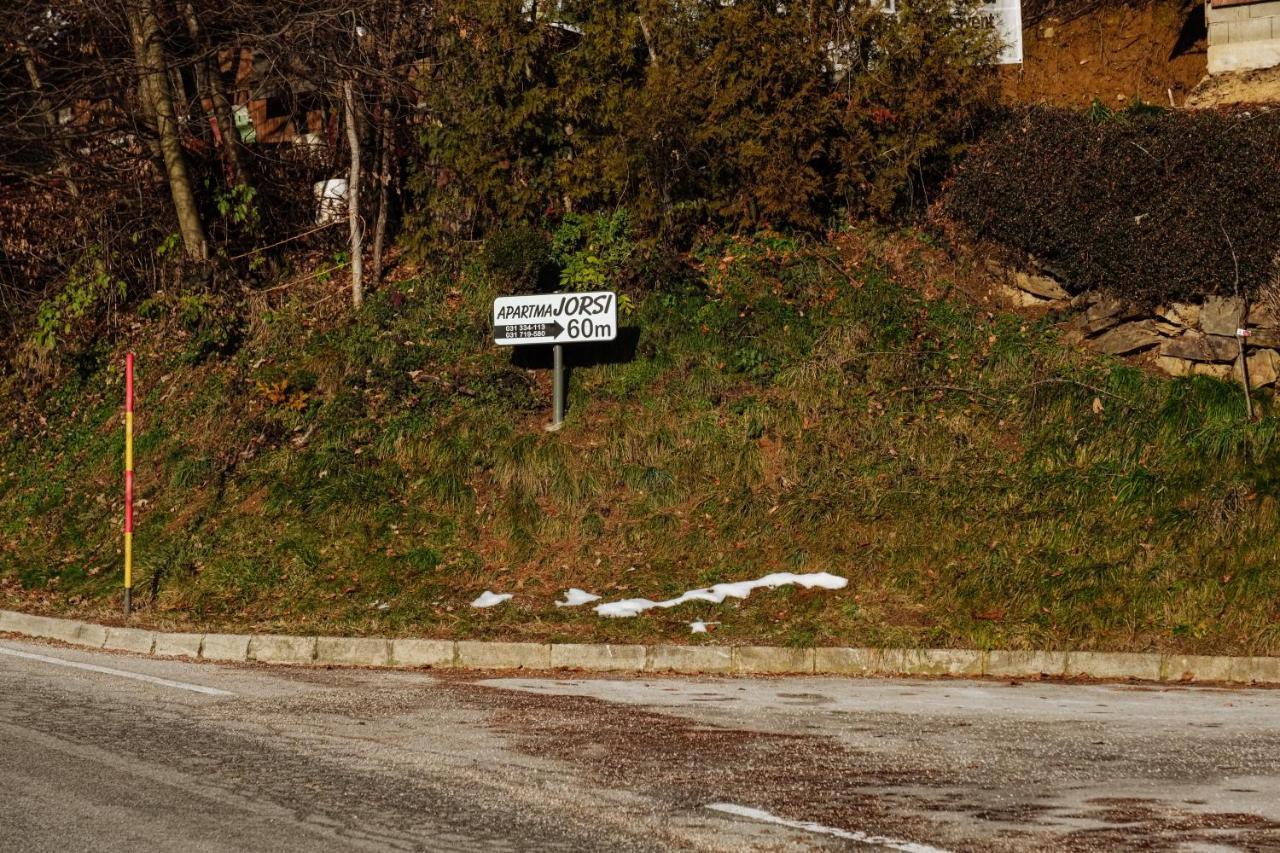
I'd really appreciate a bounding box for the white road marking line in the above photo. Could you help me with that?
[705,803,951,853]
[0,645,234,697]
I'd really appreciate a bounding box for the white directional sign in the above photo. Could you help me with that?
[493,291,618,346]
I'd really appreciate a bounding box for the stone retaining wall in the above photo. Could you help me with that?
[999,267,1280,386]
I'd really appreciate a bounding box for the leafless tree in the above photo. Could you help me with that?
[126,0,207,260]
[342,76,364,307]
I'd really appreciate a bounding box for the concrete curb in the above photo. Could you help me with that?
[2,609,1278,684]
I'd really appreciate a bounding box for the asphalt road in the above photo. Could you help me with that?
[1,637,1279,852]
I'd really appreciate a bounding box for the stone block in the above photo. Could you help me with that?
[1065,651,1162,681]
[43,616,86,644]
[315,636,391,667]
[153,633,204,658]
[1155,302,1200,328]
[1234,348,1280,387]
[999,284,1056,308]
[1248,302,1278,327]
[1089,321,1161,355]
[1162,327,1228,361]
[1083,296,1141,334]
[249,635,317,665]
[1155,356,1194,377]
[11,614,75,643]
[1207,3,1250,23]
[646,644,733,674]
[456,641,551,670]
[1209,38,1280,73]
[1160,330,1236,362]
[1012,271,1070,301]
[1250,1,1280,18]
[733,646,815,675]
[0,610,41,636]
[102,627,156,654]
[880,648,985,676]
[1234,656,1280,685]
[815,647,881,675]
[390,638,455,668]
[4,611,50,637]
[550,643,646,672]
[986,649,1067,678]
[1162,654,1240,683]
[201,633,251,661]
[1201,295,1245,335]
[1227,18,1275,44]
[1194,362,1234,379]
[75,623,109,648]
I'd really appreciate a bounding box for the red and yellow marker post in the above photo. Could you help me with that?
[124,352,134,616]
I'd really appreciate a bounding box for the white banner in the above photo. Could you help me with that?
[984,0,1024,65]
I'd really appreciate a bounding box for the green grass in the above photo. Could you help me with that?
[2,230,1279,654]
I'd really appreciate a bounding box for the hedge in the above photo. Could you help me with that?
[945,105,1280,305]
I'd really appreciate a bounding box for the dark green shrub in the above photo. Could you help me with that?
[946,105,1280,305]
[407,0,997,247]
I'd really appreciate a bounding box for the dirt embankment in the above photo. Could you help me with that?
[1001,0,1207,107]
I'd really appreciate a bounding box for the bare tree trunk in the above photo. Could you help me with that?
[638,15,658,66]
[18,40,79,198]
[343,78,364,308]
[180,1,246,187]
[129,0,208,261]
[370,0,403,287]
[370,122,390,286]
[370,91,393,285]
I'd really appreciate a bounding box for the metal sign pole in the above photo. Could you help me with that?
[549,343,565,431]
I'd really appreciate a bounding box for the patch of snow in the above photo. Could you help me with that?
[471,591,513,608]
[594,572,848,618]
[555,588,601,607]
[689,620,716,633]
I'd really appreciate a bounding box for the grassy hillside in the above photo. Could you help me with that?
[3,230,1279,654]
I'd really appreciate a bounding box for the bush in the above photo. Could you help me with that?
[407,0,997,246]
[945,105,1280,305]
[481,224,555,294]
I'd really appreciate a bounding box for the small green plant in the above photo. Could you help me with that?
[212,182,260,231]
[164,292,244,365]
[1086,98,1115,122]
[550,210,635,296]
[33,246,126,354]
[155,232,183,259]
[316,250,351,284]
